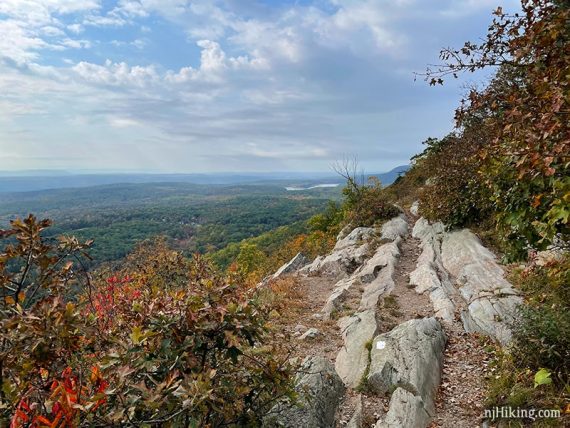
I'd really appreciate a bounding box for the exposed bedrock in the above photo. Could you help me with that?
[410,219,455,322]
[300,227,374,278]
[321,216,408,318]
[368,317,446,428]
[272,252,308,280]
[441,229,522,345]
[263,356,345,428]
[335,309,378,388]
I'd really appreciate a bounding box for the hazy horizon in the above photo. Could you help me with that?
[0,164,409,177]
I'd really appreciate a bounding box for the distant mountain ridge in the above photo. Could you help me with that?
[0,165,409,193]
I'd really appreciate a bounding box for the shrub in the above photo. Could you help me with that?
[509,254,570,382]
[485,253,569,420]
[414,134,493,228]
[1,216,294,426]
[342,177,400,228]
[424,0,570,259]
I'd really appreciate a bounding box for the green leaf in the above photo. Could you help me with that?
[534,368,552,388]
[130,326,144,345]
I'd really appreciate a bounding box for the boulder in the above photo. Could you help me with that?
[335,309,378,387]
[263,356,345,428]
[367,317,446,423]
[273,252,308,279]
[380,215,408,241]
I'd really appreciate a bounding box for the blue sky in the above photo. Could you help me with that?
[0,0,520,173]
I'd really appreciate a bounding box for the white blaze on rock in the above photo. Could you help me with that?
[368,317,447,428]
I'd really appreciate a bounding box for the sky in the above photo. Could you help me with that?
[0,0,520,173]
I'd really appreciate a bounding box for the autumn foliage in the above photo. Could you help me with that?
[1,215,294,426]
[412,0,569,258]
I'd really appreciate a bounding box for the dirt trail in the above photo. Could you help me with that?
[431,322,492,427]
[378,235,432,332]
[335,228,435,426]
[272,214,493,427]
[275,275,345,362]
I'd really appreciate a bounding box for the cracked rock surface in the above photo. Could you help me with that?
[367,317,446,420]
[264,356,345,428]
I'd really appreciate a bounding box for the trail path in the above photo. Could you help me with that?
[266,210,517,428]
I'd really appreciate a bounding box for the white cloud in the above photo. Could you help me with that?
[0,0,523,172]
[41,25,65,37]
[165,40,268,84]
[72,60,159,87]
[0,20,50,64]
[83,14,127,27]
[109,117,141,128]
[60,38,91,49]
[0,0,100,24]
[0,1,100,64]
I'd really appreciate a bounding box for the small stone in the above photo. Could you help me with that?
[299,327,320,340]
[294,324,307,332]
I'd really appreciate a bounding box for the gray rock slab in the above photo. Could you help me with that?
[367,317,446,422]
[263,356,345,428]
[335,309,378,387]
[441,229,522,344]
[273,252,308,279]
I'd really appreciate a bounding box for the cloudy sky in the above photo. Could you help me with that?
[0,0,519,173]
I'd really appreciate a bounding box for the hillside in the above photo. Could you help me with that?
[0,182,339,264]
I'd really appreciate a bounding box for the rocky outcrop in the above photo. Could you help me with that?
[321,276,357,318]
[335,227,375,251]
[380,215,408,241]
[409,219,455,322]
[321,218,407,318]
[358,239,400,311]
[374,388,431,428]
[410,219,521,344]
[322,239,401,318]
[335,309,378,387]
[263,357,345,428]
[368,318,446,427]
[441,230,521,345]
[300,228,373,278]
[272,252,308,279]
[410,201,419,217]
